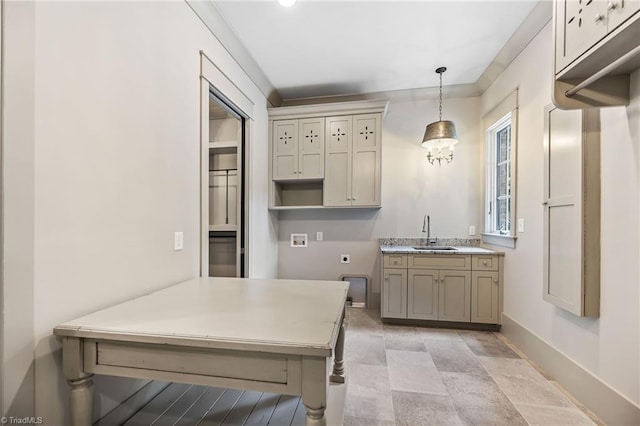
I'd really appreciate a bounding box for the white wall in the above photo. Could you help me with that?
[277,96,481,299]
[482,22,640,405]
[2,1,276,422]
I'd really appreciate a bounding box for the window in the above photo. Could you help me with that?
[487,114,512,235]
[482,89,518,248]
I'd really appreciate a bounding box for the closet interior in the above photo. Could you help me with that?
[207,95,246,277]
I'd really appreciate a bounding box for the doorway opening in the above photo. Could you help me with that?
[205,90,247,278]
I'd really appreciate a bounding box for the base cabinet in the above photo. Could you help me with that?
[382,268,407,319]
[382,253,502,326]
[407,269,471,322]
[471,271,499,324]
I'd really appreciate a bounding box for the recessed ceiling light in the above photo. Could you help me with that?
[277,0,296,7]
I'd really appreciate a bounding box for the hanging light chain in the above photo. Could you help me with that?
[438,71,443,122]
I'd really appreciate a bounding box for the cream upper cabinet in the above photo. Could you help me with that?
[324,116,352,206]
[272,118,324,181]
[607,0,640,29]
[268,100,387,209]
[324,114,381,207]
[552,0,640,108]
[556,0,608,72]
[555,0,640,73]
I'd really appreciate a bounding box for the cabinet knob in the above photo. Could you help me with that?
[607,2,618,11]
[352,196,357,200]
[483,260,488,266]
[595,13,605,22]
[494,279,498,284]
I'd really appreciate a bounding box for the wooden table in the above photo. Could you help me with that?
[53,277,349,426]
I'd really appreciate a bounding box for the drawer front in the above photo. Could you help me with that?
[384,254,407,268]
[472,255,499,271]
[408,255,470,270]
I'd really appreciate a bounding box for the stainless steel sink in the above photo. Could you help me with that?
[412,246,457,251]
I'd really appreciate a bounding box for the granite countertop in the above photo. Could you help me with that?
[380,245,503,255]
[378,237,504,255]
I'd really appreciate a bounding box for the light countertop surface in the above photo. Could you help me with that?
[380,245,504,255]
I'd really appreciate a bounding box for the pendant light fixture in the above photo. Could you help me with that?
[421,66,458,165]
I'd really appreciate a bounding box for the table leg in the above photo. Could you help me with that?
[330,307,346,384]
[302,358,328,426]
[69,375,94,426]
[62,337,93,426]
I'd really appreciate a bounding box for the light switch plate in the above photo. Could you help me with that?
[518,218,525,233]
[469,225,476,236]
[316,231,323,241]
[174,232,184,251]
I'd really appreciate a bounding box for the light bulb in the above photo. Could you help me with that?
[277,0,296,7]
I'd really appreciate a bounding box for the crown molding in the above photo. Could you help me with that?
[185,0,282,107]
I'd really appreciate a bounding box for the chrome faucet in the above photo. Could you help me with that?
[422,215,437,245]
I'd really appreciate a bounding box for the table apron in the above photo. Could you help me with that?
[83,339,312,396]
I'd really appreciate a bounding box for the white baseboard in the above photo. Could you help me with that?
[501,313,640,425]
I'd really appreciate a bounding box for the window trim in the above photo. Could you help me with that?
[481,89,518,249]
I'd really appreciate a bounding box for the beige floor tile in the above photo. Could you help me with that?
[386,349,447,395]
[344,392,395,422]
[516,403,597,425]
[441,371,528,425]
[346,363,391,397]
[345,333,387,366]
[343,415,395,426]
[383,324,426,351]
[419,326,464,341]
[479,356,573,407]
[425,339,487,374]
[392,391,463,426]
[459,330,520,358]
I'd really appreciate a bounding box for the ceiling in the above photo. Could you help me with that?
[212,0,542,101]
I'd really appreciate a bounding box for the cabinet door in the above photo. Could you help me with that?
[382,269,407,319]
[408,269,438,320]
[471,271,499,324]
[543,106,600,317]
[556,0,608,72]
[438,270,471,322]
[324,116,353,206]
[273,120,298,180]
[352,114,381,206]
[298,118,325,179]
[607,0,640,30]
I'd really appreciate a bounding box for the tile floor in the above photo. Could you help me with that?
[343,307,603,426]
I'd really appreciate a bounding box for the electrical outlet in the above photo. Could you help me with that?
[340,254,350,264]
[469,225,476,236]
[518,218,525,233]
[316,231,323,241]
[174,232,184,251]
